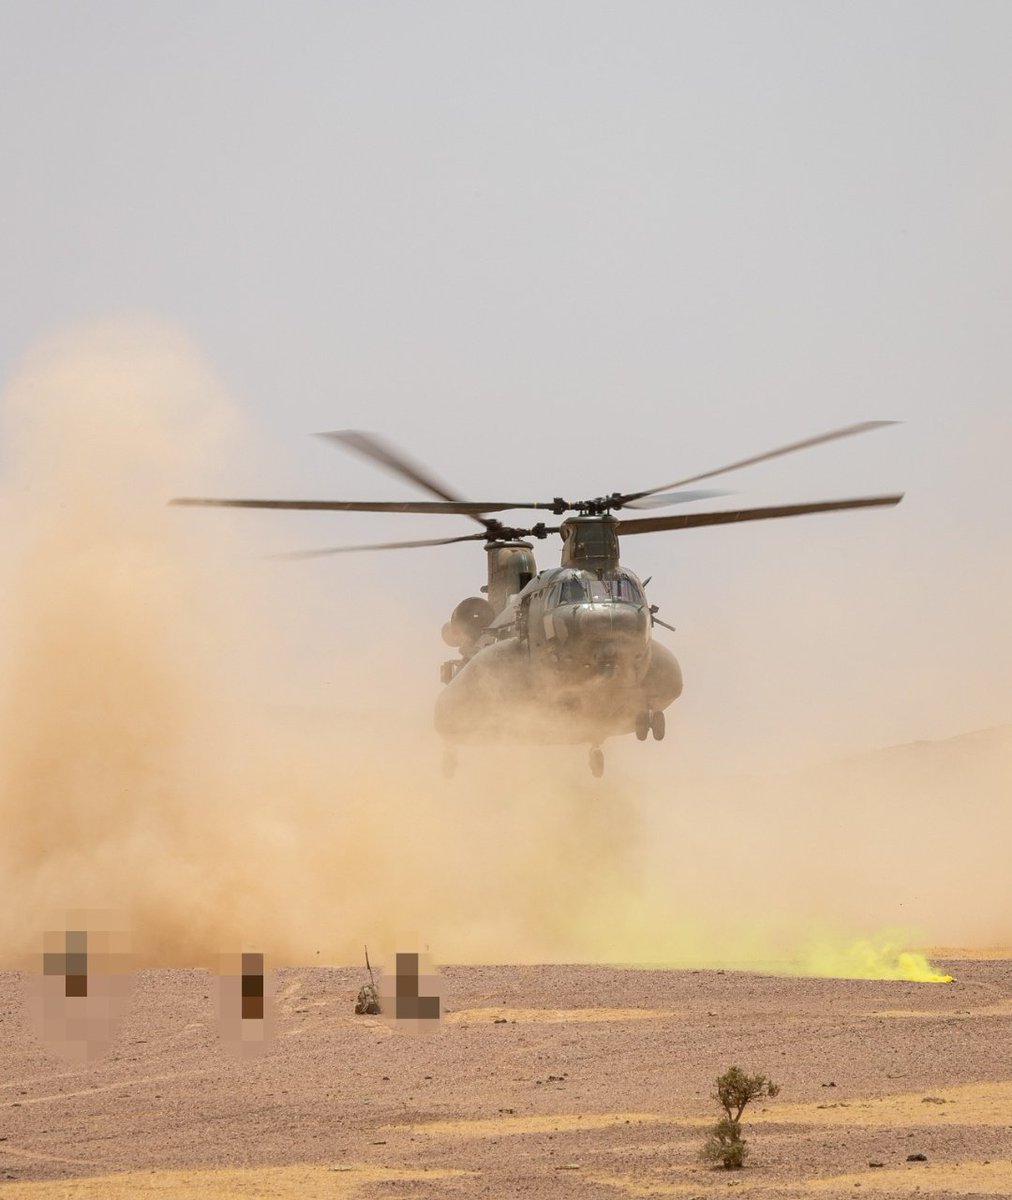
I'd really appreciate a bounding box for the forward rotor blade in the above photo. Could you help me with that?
[319,430,463,504]
[620,420,898,504]
[170,497,530,514]
[622,488,729,510]
[320,429,492,530]
[272,532,490,559]
[617,493,903,536]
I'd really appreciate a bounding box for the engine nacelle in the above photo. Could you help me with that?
[441,596,494,648]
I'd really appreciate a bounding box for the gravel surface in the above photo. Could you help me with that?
[1,959,1010,1197]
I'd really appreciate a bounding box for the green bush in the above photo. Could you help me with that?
[700,1066,780,1169]
[701,1116,747,1168]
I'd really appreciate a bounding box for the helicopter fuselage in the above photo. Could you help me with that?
[170,422,901,776]
[435,534,683,748]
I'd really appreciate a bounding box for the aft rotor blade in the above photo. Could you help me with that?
[272,532,490,559]
[617,493,903,536]
[170,497,532,514]
[620,421,898,504]
[320,429,492,530]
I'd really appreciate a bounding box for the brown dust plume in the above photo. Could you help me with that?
[0,321,1007,978]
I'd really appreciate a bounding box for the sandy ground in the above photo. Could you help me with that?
[1,959,1011,1198]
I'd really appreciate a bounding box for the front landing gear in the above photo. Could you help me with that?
[588,745,605,778]
[442,747,458,779]
[636,708,666,741]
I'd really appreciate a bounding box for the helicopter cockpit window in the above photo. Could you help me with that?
[550,575,645,606]
[607,576,645,604]
[559,578,588,604]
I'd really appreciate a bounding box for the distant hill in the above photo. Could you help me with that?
[840,722,1012,768]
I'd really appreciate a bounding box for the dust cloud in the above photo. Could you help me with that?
[0,321,1007,979]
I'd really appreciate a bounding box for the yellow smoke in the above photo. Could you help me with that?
[797,935,953,983]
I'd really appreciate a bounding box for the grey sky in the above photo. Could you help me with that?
[2,2,1010,766]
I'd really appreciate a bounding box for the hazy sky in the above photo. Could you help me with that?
[1,2,1010,768]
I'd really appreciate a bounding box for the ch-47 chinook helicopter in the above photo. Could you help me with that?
[172,420,901,777]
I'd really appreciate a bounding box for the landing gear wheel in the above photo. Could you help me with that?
[634,711,650,741]
[650,709,666,741]
[442,748,458,779]
[589,746,605,778]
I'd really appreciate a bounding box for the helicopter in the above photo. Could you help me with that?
[172,421,902,777]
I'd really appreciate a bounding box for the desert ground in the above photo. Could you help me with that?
[1,957,1010,1199]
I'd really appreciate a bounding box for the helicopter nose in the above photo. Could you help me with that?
[575,603,646,643]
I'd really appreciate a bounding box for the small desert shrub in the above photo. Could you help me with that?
[701,1116,747,1168]
[700,1066,780,1169]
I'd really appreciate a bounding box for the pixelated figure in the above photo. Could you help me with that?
[44,929,88,997]
[241,952,264,1020]
[214,949,274,1057]
[27,911,133,1061]
[395,952,440,1019]
[354,944,381,1015]
[379,948,443,1031]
